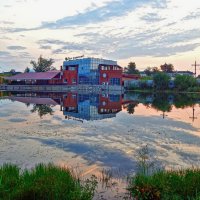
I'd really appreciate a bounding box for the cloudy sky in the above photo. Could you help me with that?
[0,0,200,73]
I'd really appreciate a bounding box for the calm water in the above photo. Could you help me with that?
[0,91,200,198]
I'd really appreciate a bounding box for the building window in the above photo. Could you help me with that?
[109,95,120,102]
[69,67,76,71]
[72,78,76,84]
[109,78,120,85]
[64,79,67,83]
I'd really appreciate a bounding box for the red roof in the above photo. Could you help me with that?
[5,71,61,80]
[9,96,59,105]
[122,74,140,80]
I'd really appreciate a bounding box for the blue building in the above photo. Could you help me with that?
[63,57,122,85]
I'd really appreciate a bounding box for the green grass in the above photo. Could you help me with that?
[0,163,97,200]
[129,168,200,200]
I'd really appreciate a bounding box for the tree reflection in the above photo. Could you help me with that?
[151,94,172,113]
[127,103,139,114]
[173,94,197,109]
[31,104,54,118]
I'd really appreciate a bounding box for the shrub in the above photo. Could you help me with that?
[129,168,200,200]
[0,163,97,200]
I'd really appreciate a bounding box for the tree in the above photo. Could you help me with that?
[10,69,16,75]
[174,75,197,91]
[24,67,30,73]
[30,55,55,72]
[127,102,139,114]
[153,72,170,90]
[160,63,174,72]
[144,67,152,76]
[152,67,160,73]
[144,67,160,76]
[31,104,54,118]
[126,62,139,74]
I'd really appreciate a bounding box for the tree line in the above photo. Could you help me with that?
[124,62,174,75]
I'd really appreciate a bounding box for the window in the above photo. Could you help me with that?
[69,67,76,71]
[72,78,76,83]
[64,79,67,83]
[109,78,120,85]
[109,95,120,102]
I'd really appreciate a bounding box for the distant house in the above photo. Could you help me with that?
[5,71,62,85]
[167,71,194,78]
[140,71,147,77]
[122,74,141,87]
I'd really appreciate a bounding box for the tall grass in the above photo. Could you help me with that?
[128,146,200,200]
[0,163,97,200]
[129,168,200,200]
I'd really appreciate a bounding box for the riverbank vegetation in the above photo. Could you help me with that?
[127,73,200,92]
[0,163,97,200]
[1,162,200,199]
[129,168,200,200]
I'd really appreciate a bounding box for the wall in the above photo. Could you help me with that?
[99,66,122,85]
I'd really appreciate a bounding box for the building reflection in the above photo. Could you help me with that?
[5,92,200,121]
[8,92,124,121]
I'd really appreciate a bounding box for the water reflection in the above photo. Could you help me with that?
[1,91,200,122]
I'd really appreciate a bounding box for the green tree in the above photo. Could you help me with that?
[144,67,160,76]
[30,55,55,72]
[127,103,139,114]
[174,75,197,91]
[153,72,170,90]
[24,67,30,73]
[31,104,54,118]
[160,63,174,72]
[144,67,152,76]
[126,62,139,74]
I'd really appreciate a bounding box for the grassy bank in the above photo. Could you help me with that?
[0,163,97,200]
[129,168,200,200]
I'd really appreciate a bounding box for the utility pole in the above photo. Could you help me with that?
[161,111,168,119]
[192,60,200,77]
[189,105,197,122]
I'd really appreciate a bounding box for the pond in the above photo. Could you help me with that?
[0,91,200,199]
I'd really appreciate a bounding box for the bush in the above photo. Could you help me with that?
[153,73,170,90]
[0,163,97,200]
[174,75,198,91]
[129,168,200,200]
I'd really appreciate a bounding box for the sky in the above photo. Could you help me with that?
[0,0,200,73]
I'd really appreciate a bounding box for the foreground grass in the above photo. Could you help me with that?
[0,163,97,200]
[129,168,200,200]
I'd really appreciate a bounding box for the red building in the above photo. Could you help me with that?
[5,58,123,86]
[99,64,123,85]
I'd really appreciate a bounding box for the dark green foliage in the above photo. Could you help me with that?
[153,73,170,90]
[0,164,97,200]
[126,62,139,74]
[174,75,198,91]
[129,168,200,200]
[151,93,172,112]
[31,104,54,118]
[24,67,30,73]
[144,67,160,76]
[30,55,55,72]
[127,103,139,114]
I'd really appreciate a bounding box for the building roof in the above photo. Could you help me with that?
[122,74,140,80]
[9,96,59,105]
[5,71,61,80]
